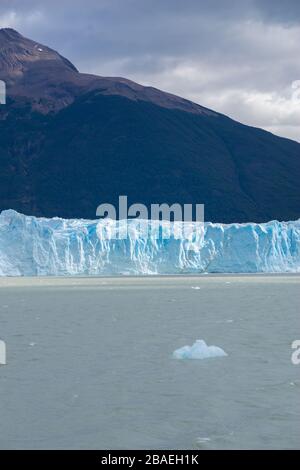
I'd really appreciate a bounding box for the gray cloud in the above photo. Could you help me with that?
[1,0,299,141]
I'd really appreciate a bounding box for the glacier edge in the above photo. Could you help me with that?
[0,209,299,276]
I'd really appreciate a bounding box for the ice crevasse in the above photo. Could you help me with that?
[0,209,299,275]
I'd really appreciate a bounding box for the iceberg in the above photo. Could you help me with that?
[173,339,227,360]
[0,209,300,276]
[0,339,6,365]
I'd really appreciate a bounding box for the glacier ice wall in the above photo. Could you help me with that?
[0,209,299,275]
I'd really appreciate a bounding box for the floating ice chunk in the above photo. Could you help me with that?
[0,339,6,365]
[173,339,227,360]
[196,437,211,444]
[197,437,211,443]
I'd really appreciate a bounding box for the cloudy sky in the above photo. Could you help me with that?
[1,0,300,141]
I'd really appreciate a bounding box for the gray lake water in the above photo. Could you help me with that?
[0,275,299,450]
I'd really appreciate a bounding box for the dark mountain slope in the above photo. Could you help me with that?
[0,29,299,222]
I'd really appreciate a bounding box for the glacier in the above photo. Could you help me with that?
[173,340,227,360]
[0,209,300,276]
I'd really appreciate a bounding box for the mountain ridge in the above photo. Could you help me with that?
[0,27,214,115]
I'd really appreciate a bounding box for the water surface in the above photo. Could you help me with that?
[0,275,299,449]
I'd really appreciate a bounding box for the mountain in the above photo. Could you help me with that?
[0,28,299,223]
[0,28,207,114]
